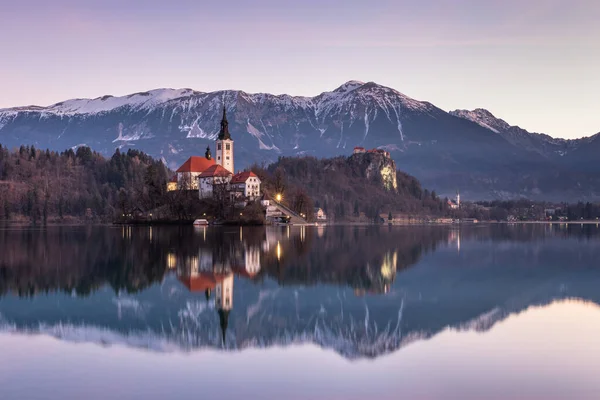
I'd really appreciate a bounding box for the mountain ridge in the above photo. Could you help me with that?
[1,81,600,200]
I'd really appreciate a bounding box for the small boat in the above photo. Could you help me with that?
[193,219,209,226]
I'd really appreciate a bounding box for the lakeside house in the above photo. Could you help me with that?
[314,207,327,221]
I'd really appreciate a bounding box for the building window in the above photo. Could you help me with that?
[218,143,221,150]
[226,143,231,151]
[218,156,221,160]
[226,156,230,160]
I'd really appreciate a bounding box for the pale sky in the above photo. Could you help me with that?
[1,0,599,138]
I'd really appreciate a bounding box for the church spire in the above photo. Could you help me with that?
[218,104,231,140]
[218,308,230,346]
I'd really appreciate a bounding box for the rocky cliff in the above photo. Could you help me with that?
[349,150,398,191]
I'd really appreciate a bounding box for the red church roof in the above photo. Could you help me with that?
[199,164,232,178]
[177,272,229,292]
[176,156,216,173]
[231,171,259,184]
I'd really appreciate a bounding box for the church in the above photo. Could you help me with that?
[168,105,262,201]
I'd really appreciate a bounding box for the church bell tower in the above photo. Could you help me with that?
[216,105,234,173]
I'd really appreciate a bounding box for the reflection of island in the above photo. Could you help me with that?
[1,224,600,359]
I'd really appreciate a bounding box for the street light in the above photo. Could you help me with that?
[276,193,282,202]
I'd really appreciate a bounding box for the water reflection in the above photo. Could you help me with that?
[0,224,600,359]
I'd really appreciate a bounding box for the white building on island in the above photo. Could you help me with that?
[198,164,233,199]
[230,171,262,201]
[167,104,263,204]
[173,149,216,190]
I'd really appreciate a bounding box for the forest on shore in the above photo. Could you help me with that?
[252,155,450,222]
[0,144,169,223]
[5,145,592,224]
[0,145,453,224]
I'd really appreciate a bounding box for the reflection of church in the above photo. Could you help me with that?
[175,244,262,344]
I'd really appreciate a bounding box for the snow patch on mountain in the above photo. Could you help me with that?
[0,112,17,131]
[7,89,198,116]
[112,122,153,142]
[247,121,279,151]
[450,109,511,134]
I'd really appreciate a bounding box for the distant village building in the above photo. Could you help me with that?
[353,146,366,154]
[314,207,327,221]
[448,191,461,210]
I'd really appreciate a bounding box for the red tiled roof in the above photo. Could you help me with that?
[199,164,232,178]
[231,171,259,184]
[176,156,216,173]
[177,272,229,292]
[354,146,365,150]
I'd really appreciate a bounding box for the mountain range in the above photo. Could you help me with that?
[1,81,599,200]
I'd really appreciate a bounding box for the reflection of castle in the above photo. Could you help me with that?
[355,250,398,296]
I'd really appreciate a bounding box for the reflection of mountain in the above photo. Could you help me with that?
[1,225,600,359]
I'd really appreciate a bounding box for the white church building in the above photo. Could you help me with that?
[168,105,262,202]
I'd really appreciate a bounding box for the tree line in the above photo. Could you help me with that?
[0,144,169,223]
[249,155,449,222]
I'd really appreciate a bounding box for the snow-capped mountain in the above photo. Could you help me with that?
[1,81,600,200]
[449,108,591,158]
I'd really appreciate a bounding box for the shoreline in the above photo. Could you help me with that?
[2,220,600,228]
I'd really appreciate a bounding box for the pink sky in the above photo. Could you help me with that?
[1,0,599,138]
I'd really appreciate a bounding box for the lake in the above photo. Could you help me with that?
[1,224,600,400]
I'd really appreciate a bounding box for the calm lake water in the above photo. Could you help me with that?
[1,224,600,399]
